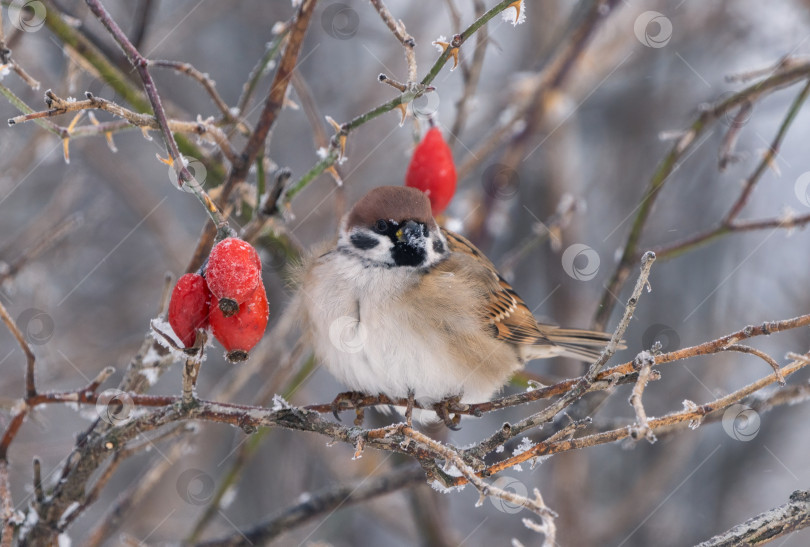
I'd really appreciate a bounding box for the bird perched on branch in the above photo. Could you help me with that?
[297,186,612,426]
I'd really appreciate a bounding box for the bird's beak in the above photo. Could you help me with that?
[395,220,422,243]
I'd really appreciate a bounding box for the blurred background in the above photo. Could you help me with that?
[1,0,809,545]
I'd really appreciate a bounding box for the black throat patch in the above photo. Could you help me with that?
[391,241,426,267]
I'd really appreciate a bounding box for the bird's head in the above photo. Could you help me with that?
[338,186,449,269]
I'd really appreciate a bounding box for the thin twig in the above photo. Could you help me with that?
[449,0,487,147]
[0,299,36,398]
[148,59,249,133]
[0,19,40,90]
[9,90,238,165]
[84,0,231,235]
[652,211,810,261]
[0,213,83,284]
[236,27,289,117]
[724,344,785,385]
[628,352,657,443]
[595,63,810,328]
[84,434,194,547]
[369,0,417,82]
[401,426,557,545]
[461,351,810,483]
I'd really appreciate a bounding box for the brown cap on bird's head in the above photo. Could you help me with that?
[346,186,436,230]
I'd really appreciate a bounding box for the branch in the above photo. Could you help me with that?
[312,310,810,421]
[9,90,238,164]
[148,59,248,131]
[724,78,810,222]
[463,351,810,483]
[197,466,426,546]
[0,18,40,90]
[694,490,810,546]
[0,461,16,547]
[0,298,36,398]
[652,211,810,261]
[628,351,657,443]
[401,426,557,546]
[276,0,523,217]
[369,0,417,82]
[650,77,810,261]
[84,0,230,235]
[235,27,289,117]
[186,0,317,272]
[595,61,810,328]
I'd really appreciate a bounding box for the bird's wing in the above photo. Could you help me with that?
[441,228,613,361]
[441,228,553,346]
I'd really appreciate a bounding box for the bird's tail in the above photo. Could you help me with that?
[529,327,618,362]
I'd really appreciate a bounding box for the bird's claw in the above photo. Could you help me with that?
[433,396,462,430]
[330,391,368,423]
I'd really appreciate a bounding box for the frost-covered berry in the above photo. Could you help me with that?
[205,237,262,317]
[209,283,269,363]
[168,273,211,348]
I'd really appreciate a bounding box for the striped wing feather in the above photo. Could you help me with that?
[442,228,612,362]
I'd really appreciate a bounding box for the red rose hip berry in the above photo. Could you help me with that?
[168,273,211,348]
[206,237,262,317]
[405,126,457,215]
[209,283,269,363]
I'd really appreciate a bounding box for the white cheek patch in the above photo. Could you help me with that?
[424,230,449,267]
[340,229,395,266]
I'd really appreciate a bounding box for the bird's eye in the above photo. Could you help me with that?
[373,219,388,233]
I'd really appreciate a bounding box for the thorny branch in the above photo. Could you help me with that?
[9,90,238,164]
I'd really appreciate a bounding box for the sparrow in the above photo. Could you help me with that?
[297,186,612,421]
